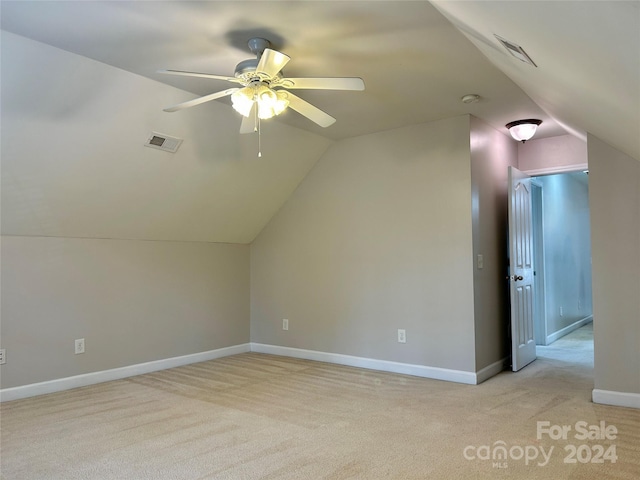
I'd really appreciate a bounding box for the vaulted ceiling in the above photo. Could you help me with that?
[1,1,638,243]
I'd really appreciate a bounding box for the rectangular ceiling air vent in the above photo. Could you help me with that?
[144,132,183,153]
[494,34,537,67]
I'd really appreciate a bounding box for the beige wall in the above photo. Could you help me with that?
[3,114,517,391]
[588,135,640,395]
[518,134,587,175]
[0,236,249,389]
[251,117,478,372]
[1,32,331,245]
[469,117,518,371]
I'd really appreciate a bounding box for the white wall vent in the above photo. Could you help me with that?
[144,132,183,153]
[494,34,537,67]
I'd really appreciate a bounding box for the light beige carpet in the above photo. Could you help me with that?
[1,325,639,479]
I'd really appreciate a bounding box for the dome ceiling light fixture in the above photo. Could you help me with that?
[505,119,542,143]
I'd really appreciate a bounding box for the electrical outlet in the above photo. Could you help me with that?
[0,349,5,365]
[282,319,289,331]
[75,338,85,355]
[477,254,484,270]
[398,329,406,344]
[559,306,564,317]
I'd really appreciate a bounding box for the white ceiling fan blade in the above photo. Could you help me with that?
[279,77,365,91]
[157,69,241,83]
[283,92,336,128]
[255,48,290,78]
[239,104,257,134]
[163,88,238,112]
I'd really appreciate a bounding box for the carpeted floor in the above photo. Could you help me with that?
[1,324,639,479]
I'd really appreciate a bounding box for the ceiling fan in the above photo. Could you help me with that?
[158,37,365,134]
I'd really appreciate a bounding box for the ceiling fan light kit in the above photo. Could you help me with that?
[505,119,542,143]
[231,82,289,120]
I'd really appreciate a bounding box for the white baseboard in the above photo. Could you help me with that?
[0,343,251,402]
[476,357,508,384]
[546,316,593,345]
[0,343,507,402]
[250,343,478,385]
[592,389,640,409]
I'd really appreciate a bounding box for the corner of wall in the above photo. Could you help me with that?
[588,134,640,398]
[469,117,517,374]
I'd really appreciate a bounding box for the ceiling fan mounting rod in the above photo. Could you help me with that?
[247,37,271,59]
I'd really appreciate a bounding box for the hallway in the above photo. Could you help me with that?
[537,322,594,368]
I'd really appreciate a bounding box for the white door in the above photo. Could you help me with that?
[508,167,536,371]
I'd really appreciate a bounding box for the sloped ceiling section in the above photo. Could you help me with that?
[432,0,640,162]
[3,1,637,245]
[1,32,332,243]
[1,0,572,245]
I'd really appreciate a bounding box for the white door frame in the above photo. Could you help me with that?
[531,180,547,345]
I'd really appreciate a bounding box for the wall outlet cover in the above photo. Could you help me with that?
[398,329,406,344]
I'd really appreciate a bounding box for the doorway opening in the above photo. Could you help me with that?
[531,170,593,365]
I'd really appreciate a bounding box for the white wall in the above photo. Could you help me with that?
[588,135,640,398]
[0,236,249,389]
[469,117,518,371]
[251,117,478,372]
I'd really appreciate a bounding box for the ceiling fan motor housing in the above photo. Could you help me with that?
[235,38,280,82]
[234,59,282,85]
[234,59,259,76]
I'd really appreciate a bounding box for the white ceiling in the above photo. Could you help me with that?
[432,0,640,164]
[1,1,638,244]
[1,0,570,141]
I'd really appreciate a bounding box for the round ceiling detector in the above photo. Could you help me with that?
[461,94,481,104]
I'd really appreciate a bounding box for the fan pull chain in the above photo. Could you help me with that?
[257,116,262,158]
[252,101,262,158]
